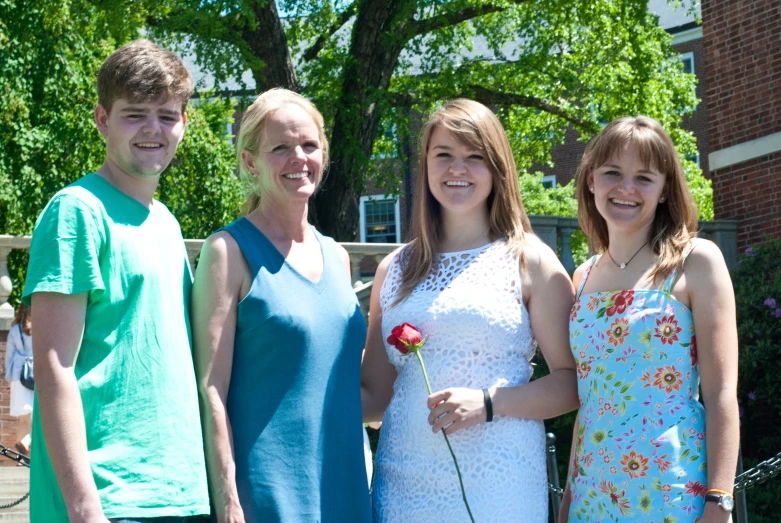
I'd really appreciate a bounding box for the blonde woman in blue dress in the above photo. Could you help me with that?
[559,116,739,523]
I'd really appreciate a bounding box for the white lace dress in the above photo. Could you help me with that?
[371,240,548,523]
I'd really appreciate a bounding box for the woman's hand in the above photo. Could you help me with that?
[427,387,489,435]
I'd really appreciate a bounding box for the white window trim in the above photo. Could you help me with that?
[680,52,695,74]
[359,194,401,243]
[672,27,702,46]
[709,131,781,171]
[541,175,556,188]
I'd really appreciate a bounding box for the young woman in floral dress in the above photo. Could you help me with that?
[559,116,739,523]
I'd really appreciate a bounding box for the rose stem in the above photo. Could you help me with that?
[414,350,476,523]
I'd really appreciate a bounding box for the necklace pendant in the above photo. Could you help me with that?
[620,263,627,269]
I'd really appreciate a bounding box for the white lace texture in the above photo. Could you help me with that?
[371,241,548,523]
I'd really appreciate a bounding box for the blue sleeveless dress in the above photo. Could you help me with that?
[568,242,708,522]
[222,217,371,523]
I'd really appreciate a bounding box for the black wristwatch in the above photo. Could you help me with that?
[705,490,734,512]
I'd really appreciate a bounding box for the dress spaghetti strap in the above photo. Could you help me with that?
[662,240,700,294]
[575,255,599,300]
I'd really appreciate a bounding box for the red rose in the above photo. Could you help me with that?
[387,322,423,354]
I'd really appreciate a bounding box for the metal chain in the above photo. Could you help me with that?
[0,492,29,510]
[0,444,30,511]
[0,444,29,468]
[547,450,781,495]
[733,450,781,493]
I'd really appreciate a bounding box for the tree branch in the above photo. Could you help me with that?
[146,11,241,49]
[470,85,601,133]
[410,0,529,37]
[387,91,416,107]
[303,1,361,61]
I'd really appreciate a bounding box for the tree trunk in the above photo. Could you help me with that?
[312,0,415,240]
[243,1,299,91]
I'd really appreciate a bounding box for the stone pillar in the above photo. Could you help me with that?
[0,247,13,331]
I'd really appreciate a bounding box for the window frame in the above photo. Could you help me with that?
[359,194,401,243]
[680,52,695,75]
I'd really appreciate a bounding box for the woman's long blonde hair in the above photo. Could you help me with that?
[236,88,329,215]
[575,116,698,281]
[395,99,532,304]
[11,303,31,336]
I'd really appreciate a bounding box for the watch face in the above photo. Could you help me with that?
[721,495,735,511]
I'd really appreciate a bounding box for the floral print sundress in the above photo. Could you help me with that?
[568,242,708,522]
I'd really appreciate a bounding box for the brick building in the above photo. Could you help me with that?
[702,0,781,251]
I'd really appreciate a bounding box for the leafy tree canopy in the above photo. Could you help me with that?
[0,0,240,238]
[1,0,712,247]
[0,0,240,305]
[145,0,710,239]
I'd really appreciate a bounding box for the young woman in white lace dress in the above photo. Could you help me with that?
[361,99,579,522]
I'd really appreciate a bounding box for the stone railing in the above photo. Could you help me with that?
[0,217,739,324]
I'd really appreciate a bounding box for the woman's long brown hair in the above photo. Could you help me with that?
[575,116,698,281]
[11,303,31,336]
[394,99,532,305]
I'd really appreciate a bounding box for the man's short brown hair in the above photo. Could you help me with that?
[97,39,193,114]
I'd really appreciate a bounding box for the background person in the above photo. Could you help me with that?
[559,116,739,523]
[5,303,33,455]
[361,99,579,522]
[192,88,371,523]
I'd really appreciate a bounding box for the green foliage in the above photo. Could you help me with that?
[520,173,578,217]
[156,96,243,239]
[143,0,712,236]
[0,0,243,307]
[0,0,111,236]
[710,238,781,521]
[732,239,781,458]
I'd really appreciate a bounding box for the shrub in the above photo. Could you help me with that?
[732,238,781,458]
[731,237,781,519]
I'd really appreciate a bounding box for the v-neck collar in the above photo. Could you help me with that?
[239,217,327,292]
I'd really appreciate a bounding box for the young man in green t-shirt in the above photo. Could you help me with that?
[23,40,209,522]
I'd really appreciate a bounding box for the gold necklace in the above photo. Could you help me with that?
[607,240,649,270]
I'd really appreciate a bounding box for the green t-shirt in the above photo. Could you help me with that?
[22,173,209,521]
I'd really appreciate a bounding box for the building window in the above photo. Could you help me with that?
[680,52,694,74]
[541,175,556,189]
[359,195,401,243]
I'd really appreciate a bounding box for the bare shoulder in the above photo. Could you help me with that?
[198,230,247,277]
[335,243,353,278]
[336,243,351,267]
[685,239,728,278]
[203,230,239,257]
[521,233,566,277]
[682,239,732,302]
[375,245,407,282]
[572,260,591,290]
